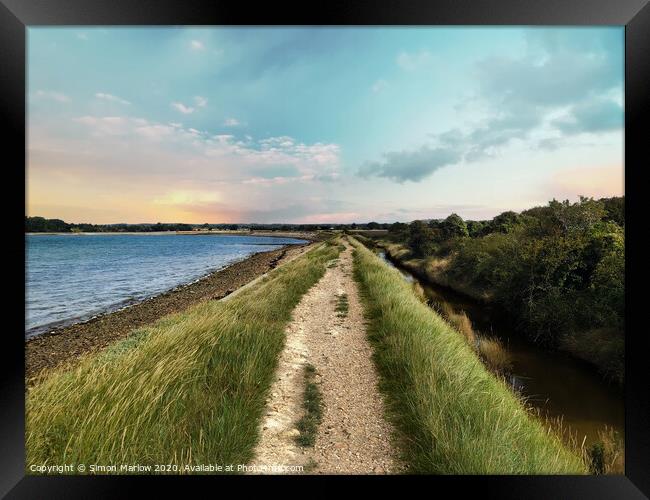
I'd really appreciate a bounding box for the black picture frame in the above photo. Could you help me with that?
[2,0,648,497]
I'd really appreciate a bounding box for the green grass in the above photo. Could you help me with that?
[295,364,323,447]
[26,240,342,474]
[349,237,587,474]
[334,293,349,318]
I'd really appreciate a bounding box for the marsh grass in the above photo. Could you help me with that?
[528,410,623,475]
[587,426,625,474]
[476,336,513,373]
[26,241,341,474]
[350,237,587,474]
[433,300,512,374]
[295,364,323,447]
[411,282,428,304]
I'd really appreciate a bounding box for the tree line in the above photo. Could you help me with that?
[384,196,625,383]
[25,217,195,233]
[25,217,396,233]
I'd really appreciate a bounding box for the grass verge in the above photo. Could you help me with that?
[349,237,587,474]
[295,364,324,447]
[26,240,341,473]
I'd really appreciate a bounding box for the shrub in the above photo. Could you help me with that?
[408,220,437,257]
[441,213,469,239]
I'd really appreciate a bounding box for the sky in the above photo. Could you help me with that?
[27,27,624,224]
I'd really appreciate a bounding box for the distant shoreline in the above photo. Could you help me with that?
[26,230,317,238]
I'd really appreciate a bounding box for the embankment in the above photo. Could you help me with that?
[371,239,491,303]
[350,238,586,474]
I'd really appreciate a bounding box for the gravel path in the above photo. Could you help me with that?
[250,240,401,474]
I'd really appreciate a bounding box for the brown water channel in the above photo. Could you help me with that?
[376,250,624,446]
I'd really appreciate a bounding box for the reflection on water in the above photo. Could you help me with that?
[376,251,624,446]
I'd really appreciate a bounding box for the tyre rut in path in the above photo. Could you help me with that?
[249,240,401,474]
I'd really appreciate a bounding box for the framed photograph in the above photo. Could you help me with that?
[2,0,648,497]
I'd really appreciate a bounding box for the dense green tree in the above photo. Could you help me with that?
[466,220,486,237]
[26,216,71,233]
[440,213,469,239]
[389,222,407,233]
[408,220,437,257]
[486,211,522,234]
[548,197,607,235]
[602,196,625,226]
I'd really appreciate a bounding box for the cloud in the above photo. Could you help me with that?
[375,204,493,222]
[551,98,623,134]
[73,116,127,135]
[362,29,623,183]
[359,146,461,182]
[134,123,176,141]
[153,189,220,206]
[95,92,131,105]
[171,102,195,114]
[195,200,360,224]
[242,176,303,185]
[396,50,433,71]
[470,29,622,143]
[194,96,208,107]
[371,79,389,93]
[249,165,299,179]
[72,114,341,183]
[190,40,205,50]
[34,90,70,103]
[223,118,241,127]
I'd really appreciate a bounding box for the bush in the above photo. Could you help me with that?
[441,213,469,239]
[483,211,522,235]
[408,220,437,257]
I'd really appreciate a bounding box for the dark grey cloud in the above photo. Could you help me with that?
[360,29,623,183]
[359,146,461,183]
[552,98,623,134]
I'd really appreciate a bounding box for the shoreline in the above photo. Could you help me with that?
[26,242,313,383]
[26,230,318,239]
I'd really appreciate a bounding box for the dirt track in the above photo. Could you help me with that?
[250,240,401,474]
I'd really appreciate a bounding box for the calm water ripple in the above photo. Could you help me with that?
[25,233,307,337]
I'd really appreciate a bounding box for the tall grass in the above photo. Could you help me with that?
[587,426,625,474]
[26,241,341,473]
[434,301,512,374]
[295,364,324,448]
[350,238,587,474]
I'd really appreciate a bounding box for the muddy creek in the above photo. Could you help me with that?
[377,251,624,446]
